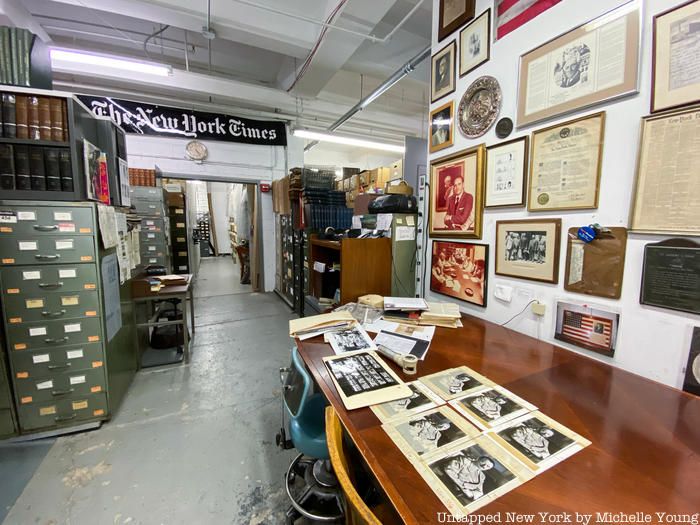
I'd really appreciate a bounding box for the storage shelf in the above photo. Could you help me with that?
[311,238,341,251]
[0,137,70,148]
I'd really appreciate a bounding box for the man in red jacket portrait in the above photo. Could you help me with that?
[444,175,474,231]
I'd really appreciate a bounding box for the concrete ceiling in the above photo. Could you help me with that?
[18,0,431,146]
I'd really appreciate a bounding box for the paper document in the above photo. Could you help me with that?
[365,319,435,342]
[289,311,356,337]
[376,214,393,231]
[313,261,326,273]
[395,226,416,242]
[384,297,428,311]
[374,330,431,360]
[326,326,377,355]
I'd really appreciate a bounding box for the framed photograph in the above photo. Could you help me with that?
[495,0,562,41]
[640,240,700,315]
[682,326,700,396]
[528,112,605,212]
[516,2,640,127]
[381,406,480,459]
[449,386,537,431]
[438,0,476,42]
[430,240,488,307]
[554,300,620,357]
[418,366,495,402]
[488,412,591,473]
[413,436,532,517]
[630,107,700,235]
[429,101,454,154]
[371,380,444,424]
[495,219,561,284]
[459,9,490,76]
[432,41,456,103]
[429,145,485,238]
[652,0,700,113]
[485,136,528,208]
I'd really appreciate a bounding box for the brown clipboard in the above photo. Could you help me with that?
[564,227,627,299]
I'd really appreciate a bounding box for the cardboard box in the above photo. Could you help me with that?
[166,192,185,207]
[350,174,359,191]
[353,193,380,215]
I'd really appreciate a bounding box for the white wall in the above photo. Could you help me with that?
[127,128,300,291]
[425,0,698,389]
[208,182,233,255]
[304,143,402,170]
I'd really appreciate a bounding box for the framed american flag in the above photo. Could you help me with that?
[495,0,563,41]
[554,301,619,357]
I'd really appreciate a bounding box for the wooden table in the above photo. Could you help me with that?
[295,315,700,524]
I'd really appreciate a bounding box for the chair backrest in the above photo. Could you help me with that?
[325,406,383,525]
[283,347,312,418]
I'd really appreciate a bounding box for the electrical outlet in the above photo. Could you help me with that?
[531,301,546,316]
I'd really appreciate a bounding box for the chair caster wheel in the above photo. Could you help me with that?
[276,429,285,448]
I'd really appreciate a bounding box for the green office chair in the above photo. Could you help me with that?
[277,348,343,524]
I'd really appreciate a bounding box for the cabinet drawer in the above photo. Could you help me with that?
[1,264,98,295]
[4,290,100,324]
[18,392,108,431]
[7,317,102,351]
[142,255,167,267]
[15,366,106,405]
[174,263,189,273]
[0,409,15,437]
[10,342,105,378]
[0,236,95,266]
[172,235,188,245]
[0,206,94,237]
[140,243,167,257]
[139,230,165,243]
[133,201,164,216]
[141,218,165,232]
[130,187,163,200]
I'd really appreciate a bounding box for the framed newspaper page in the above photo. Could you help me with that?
[652,0,700,113]
[630,106,700,235]
[516,2,640,128]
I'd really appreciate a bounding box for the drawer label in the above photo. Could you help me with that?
[146,220,154,226]
[2,258,15,264]
[22,270,41,280]
[55,240,74,250]
[85,310,97,317]
[64,323,81,333]
[19,241,37,251]
[9,317,22,323]
[0,226,12,233]
[91,360,103,367]
[175,209,184,214]
[91,386,102,393]
[29,326,47,337]
[7,288,19,294]
[178,266,187,271]
[177,237,185,242]
[40,405,57,416]
[72,400,88,410]
[20,396,32,404]
[53,212,72,221]
[59,268,77,278]
[61,296,79,306]
[93,408,105,416]
[36,380,53,390]
[32,354,50,364]
[148,258,157,263]
[147,233,155,239]
[58,223,75,233]
[148,246,156,251]
[17,211,35,221]
[178,251,187,256]
[84,283,96,290]
[66,349,84,359]
[26,299,44,309]
[16,371,28,378]
[88,335,100,342]
[14,344,27,351]
[80,256,93,262]
[176,223,185,228]
[0,213,17,223]
[69,375,86,385]
[79,228,92,234]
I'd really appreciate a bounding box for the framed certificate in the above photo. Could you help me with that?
[516,2,640,128]
[652,0,700,113]
[528,112,605,212]
[485,136,528,208]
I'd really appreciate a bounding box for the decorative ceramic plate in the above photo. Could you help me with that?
[458,76,502,138]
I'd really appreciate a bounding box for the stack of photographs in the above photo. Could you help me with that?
[369,364,591,517]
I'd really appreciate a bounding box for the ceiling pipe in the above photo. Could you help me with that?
[303,44,430,151]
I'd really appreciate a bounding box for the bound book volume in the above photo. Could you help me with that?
[0,91,68,141]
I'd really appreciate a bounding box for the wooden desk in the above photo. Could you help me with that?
[296,315,700,524]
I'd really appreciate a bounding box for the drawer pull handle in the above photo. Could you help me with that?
[39,282,63,289]
[54,414,77,422]
[51,388,75,396]
[35,254,60,260]
[41,310,66,317]
[44,337,69,344]
[33,225,59,232]
[47,363,71,370]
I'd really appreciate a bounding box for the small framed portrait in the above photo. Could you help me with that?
[418,366,495,401]
[459,9,490,76]
[652,0,700,113]
[554,300,620,357]
[430,101,454,153]
[485,136,528,208]
[488,412,591,473]
[432,41,457,103]
[429,145,485,238]
[430,240,488,307]
[438,0,476,42]
[495,219,561,284]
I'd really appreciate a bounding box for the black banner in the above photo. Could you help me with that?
[77,95,287,146]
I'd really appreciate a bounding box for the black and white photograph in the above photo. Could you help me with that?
[419,366,494,401]
[553,43,590,89]
[460,9,491,76]
[431,41,456,103]
[504,231,547,263]
[326,325,376,355]
[489,412,590,472]
[430,101,454,153]
[371,381,442,423]
[382,406,478,458]
[449,386,536,430]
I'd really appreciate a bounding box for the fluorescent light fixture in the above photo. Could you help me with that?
[51,49,172,77]
[293,129,405,153]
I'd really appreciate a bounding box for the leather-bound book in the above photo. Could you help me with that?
[49,98,65,142]
[44,148,61,191]
[2,94,16,138]
[27,96,40,140]
[14,145,30,190]
[29,146,46,191]
[59,149,73,192]
[15,95,28,139]
[38,97,51,140]
[0,144,15,190]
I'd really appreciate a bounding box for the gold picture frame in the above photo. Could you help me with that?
[516,2,640,128]
[528,112,605,212]
[429,145,485,238]
[495,218,562,284]
[438,0,476,42]
[431,41,456,103]
[429,101,454,154]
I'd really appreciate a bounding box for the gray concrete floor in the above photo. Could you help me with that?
[2,257,299,525]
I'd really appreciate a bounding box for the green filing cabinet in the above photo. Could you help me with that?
[0,339,17,438]
[0,201,137,436]
[132,186,171,273]
[390,214,417,297]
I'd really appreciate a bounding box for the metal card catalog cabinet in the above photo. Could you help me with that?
[0,201,114,434]
[131,186,171,272]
